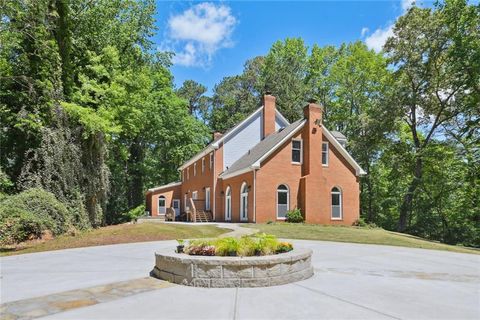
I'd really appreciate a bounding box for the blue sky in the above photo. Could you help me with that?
[152,1,426,93]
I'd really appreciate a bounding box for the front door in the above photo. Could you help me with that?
[172,199,180,216]
[158,196,166,215]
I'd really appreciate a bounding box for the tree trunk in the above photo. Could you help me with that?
[127,139,145,208]
[398,155,423,232]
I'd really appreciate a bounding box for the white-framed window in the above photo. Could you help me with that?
[205,187,211,211]
[240,182,248,221]
[181,171,184,182]
[194,163,197,176]
[202,158,205,173]
[291,139,302,164]
[187,168,189,180]
[276,184,289,219]
[209,153,213,170]
[225,186,232,221]
[192,191,198,200]
[331,187,342,220]
[322,142,329,166]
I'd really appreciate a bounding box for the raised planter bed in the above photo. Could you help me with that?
[150,247,313,288]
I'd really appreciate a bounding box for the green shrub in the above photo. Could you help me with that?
[0,207,49,245]
[115,204,146,223]
[248,233,278,255]
[285,208,304,223]
[353,218,379,229]
[215,237,240,256]
[183,235,293,257]
[0,188,73,245]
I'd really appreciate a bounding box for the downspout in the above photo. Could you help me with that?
[212,148,217,221]
[253,168,256,223]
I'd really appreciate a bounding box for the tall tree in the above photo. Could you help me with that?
[176,80,209,120]
[384,4,477,232]
[260,38,309,122]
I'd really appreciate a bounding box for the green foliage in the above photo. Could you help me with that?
[0,188,83,245]
[184,235,292,257]
[285,208,304,223]
[0,207,47,245]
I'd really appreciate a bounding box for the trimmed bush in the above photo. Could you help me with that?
[0,188,71,245]
[286,208,304,223]
[183,234,293,257]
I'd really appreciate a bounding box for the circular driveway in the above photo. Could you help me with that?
[1,238,479,319]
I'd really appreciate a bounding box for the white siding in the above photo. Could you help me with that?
[224,111,262,170]
[275,113,289,131]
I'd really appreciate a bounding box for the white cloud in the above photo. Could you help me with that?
[165,2,237,67]
[401,0,415,11]
[361,27,369,37]
[365,25,394,52]
[364,0,416,52]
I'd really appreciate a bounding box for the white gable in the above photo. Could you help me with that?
[275,112,289,131]
[223,111,262,170]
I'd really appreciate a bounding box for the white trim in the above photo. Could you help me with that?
[276,184,289,220]
[219,120,306,180]
[179,107,268,171]
[220,167,254,180]
[172,199,180,216]
[275,109,290,126]
[253,169,256,223]
[205,187,211,211]
[158,195,166,215]
[252,120,306,168]
[291,138,303,164]
[212,107,263,148]
[322,142,329,166]
[240,182,248,221]
[225,186,232,221]
[179,146,215,171]
[192,191,198,200]
[147,181,182,193]
[331,186,343,220]
[323,126,366,176]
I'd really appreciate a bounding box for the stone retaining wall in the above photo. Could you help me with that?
[150,248,313,288]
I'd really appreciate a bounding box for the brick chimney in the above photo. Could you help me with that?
[302,99,323,176]
[262,92,276,138]
[301,99,324,222]
[212,132,223,141]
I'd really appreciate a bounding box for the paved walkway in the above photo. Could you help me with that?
[1,229,479,319]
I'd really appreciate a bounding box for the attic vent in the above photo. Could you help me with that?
[248,150,251,155]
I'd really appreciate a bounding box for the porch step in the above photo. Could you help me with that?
[195,210,212,223]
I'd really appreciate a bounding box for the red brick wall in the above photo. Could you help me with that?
[181,150,216,213]
[146,184,182,216]
[254,103,360,225]
[218,171,254,223]
[263,94,276,138]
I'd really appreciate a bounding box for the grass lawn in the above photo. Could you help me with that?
[247,223,479,255]
[0,223,230,257]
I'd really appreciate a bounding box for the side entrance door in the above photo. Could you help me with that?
[158,196,166,215]
[172,199,180,216]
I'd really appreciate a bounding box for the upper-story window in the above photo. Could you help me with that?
[209,153,213,170]
[181,170,184,182]
[291,139,302,164]
[194,163,197,176]
[202,158,205,174]
[322,142,329,166]
[187,168,189,180]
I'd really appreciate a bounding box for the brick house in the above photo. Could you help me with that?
[145,94,365,224]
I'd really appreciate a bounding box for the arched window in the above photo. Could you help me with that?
[158,195,166,215]
[277,184,289,219]
[240,182,248,221]
[331,187,342,220]
[225,186,232,221]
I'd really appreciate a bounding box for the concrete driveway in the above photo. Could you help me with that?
[1,236,479,319]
